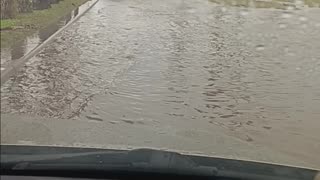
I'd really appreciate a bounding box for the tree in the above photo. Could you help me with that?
[33,0,52,10]
[18,0,33,13]
[0,0,19,19]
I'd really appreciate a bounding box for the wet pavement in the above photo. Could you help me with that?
[1,0,320,168]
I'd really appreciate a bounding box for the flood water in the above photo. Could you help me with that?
[0,0,96,72]
[1,0,320,168]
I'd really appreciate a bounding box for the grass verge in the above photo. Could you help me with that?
[0,0,88,48]
[0,20,17,30]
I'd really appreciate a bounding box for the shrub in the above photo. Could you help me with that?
[17,0,33,13]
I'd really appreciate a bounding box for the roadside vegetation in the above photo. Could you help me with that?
[0,0,88,48]
[0,19,17,30]
[209,0,320,9]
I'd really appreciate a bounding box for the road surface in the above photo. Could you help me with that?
[1,0,320,169]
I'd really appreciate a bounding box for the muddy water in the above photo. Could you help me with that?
[1,0,320,168]
[0,0,96,72]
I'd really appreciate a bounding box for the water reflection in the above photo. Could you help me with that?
[0,5,82,72]
[11,41,26,60]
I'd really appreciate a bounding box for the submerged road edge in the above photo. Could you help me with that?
[0,0,99,86]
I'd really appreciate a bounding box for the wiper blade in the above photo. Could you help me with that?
[3,148,218,177]
[1,151,113,163]
[1,146,319,180]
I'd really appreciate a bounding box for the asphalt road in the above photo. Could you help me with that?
[1,0,320,169]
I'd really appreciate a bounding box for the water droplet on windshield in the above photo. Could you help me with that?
[255,45,265,51]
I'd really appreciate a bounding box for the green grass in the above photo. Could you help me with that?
[0,19,17,30]
[0,0,89,48]
[15,0,88,29]
[305,0,320,7]
[209,0,320,8]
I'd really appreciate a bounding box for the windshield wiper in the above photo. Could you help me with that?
[2,148,218,177]
[1,146,319,180]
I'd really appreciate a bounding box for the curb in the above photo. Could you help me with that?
[1,0,99,86]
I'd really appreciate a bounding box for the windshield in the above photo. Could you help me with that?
[1,0,320,170]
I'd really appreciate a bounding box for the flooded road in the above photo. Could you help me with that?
[1,0,320,168]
